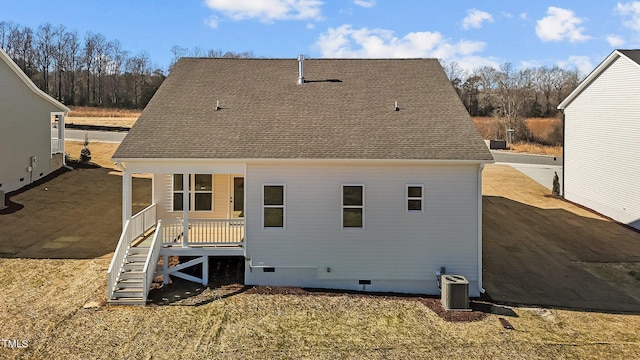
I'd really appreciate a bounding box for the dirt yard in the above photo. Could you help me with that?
[1,142,640,358]
[0,141,150,258]
[483,165,640,312]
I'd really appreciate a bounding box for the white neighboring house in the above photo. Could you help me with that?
[0,47,69,196]
[108,57,494,305]
[558,49,640,230]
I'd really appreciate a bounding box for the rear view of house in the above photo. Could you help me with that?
[109,57,493,304]
[558,50,640,230]
[0,48,69,195]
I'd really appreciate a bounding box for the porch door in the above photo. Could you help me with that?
[230,176,244,218]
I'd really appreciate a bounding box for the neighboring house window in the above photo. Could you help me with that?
[407,184,423,212]
[263,184,285,228]
[172,174,213,211]
[342,185,364,228]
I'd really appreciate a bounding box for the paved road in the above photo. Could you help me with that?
[491,150,561,166]
[55,129,127,143]
[489,151,563,191]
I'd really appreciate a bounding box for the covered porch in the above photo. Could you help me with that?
[108,161,247,304]
[50,112,65,155]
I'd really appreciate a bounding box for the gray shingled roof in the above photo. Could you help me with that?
[618,49,640,65]
[113,58,492,161]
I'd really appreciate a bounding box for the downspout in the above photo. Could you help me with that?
[561,110,565,197]
[61,112,67,166]
[478,163,485,294]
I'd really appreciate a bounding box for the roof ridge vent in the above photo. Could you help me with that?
[297,54,305,84]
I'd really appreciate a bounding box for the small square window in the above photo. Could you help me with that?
[407,185,423,212]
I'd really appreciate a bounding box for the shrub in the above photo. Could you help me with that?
[552,172,560,196]
[80,133,92,163]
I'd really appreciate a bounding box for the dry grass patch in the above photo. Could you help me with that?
[1,258,640,359]
[66,116,138,128]
[526,117,561,140]
[509,142,563,156]
[68,106,141,118]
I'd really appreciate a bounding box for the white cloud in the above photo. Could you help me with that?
[536,7,590,42]
[462,9,493,30]
[615,2,640,31]
[205,16,219,29]
[607,34,626,47]
[353,0,375,8]
[204,0,323,23]
[306,23,315,29]
[520,60,542,68]
[453,56,500,72]
[314,25,494,72]
[501,12,513,19]
[520,13,528,20]
[316,25,479,58]
[557,55,594,76]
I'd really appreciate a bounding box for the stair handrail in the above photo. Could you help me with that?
[142,220,163,301]
[107,203,157,300]
[107,218,133,300]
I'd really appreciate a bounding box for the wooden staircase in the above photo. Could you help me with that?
[110,246,150,305]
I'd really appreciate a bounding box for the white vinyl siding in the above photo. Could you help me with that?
[245,162,481,294]
[0,54,64,192]
[563,55,640,228]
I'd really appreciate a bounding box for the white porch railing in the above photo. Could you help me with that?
[51,138,62,154]
[162,218,245,247]
[107,203,157,299]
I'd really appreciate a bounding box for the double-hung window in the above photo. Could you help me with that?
[172,174,213,211]
[263,184,285,228]
[342,185,364,228]
[406,184,423,212]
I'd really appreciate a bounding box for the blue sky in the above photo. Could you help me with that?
[2,0,639,75]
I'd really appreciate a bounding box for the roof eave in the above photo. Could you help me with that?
[111,157,494,165]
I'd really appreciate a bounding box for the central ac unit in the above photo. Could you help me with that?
[441,275,470,311]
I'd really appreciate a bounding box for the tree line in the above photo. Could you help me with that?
[1,20,580,144]
[441,60,582,144]
[0,21,255,109]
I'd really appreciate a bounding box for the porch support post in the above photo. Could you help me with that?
[163,255,170,285]
[182,172,189,248]
[202,256,208,285]
[59,113,65,163]
[122,170,132,229]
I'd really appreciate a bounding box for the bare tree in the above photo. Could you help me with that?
[82,32,99,104]
[125,52,150,108]
[35,23,55,93]
[109,40,129,106]
[0,21,18,50]
[491,63,535,142]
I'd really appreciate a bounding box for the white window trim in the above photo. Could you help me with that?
[341,184,365,229]
[262,183,286,229]
[171,174,214,212]
[406,184,424,213]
